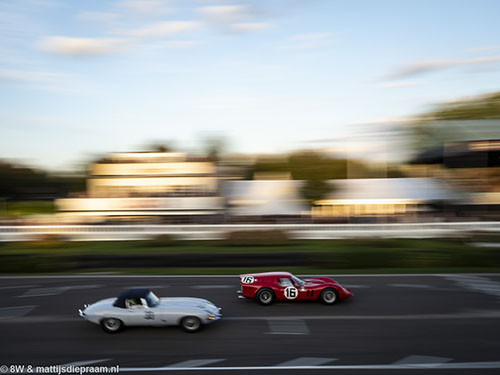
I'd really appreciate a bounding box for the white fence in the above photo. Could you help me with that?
[1,222,500,241]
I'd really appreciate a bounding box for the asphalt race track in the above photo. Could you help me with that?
[1,273,500,375]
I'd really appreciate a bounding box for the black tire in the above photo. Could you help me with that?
[181,316,202,333]
[100,318,123,333]
[319,288,338,305]
[256,288,275,306]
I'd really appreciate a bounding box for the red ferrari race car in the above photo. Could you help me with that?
[238,271,353,305]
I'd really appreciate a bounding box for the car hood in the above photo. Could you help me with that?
[83,298,116,314]
[159,297,219,311]
[303,277,335,286]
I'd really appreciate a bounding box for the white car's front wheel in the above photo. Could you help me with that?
[100,318,123,333]
[181,316,202,333]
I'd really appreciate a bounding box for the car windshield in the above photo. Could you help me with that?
[291,275,305,286]
[145,291,161,307]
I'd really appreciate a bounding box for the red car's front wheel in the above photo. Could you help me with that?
[319,288,338,305]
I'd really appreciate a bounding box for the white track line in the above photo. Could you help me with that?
[2,310,500,324]
[0,285,39,290]
[120,361,500,371]
[167,360,225,368]
[276,357,337,366]
[394,355,452,367]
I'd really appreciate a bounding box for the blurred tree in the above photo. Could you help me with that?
[288,151,347,180]
[201,136,226,162]
[408,91,500,152]
[145,141,175,152]
[0,160,85,201]
[301,180,331,205]
[424,92,500,121]
[289,151,346,205]
[251,151,348,205]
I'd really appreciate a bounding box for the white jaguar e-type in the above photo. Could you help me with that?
[78,288,222,333]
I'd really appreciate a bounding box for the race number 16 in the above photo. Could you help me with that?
[242,276,255,284]
[284,286,298,299]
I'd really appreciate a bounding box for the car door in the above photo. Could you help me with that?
[124,298,155,326]
[276,277,299,301]
[277,277,317,301]
[154,301,186,326]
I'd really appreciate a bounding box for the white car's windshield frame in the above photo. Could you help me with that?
[146,291,161,307]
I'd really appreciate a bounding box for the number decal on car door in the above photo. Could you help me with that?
[144,311,155,320]
[284,286,298,299]
[242,276,255,284]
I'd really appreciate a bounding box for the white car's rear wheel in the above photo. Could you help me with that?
[100,318,123,333]
[181,316,202,333]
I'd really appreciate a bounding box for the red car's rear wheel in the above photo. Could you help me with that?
[256,288,275,305]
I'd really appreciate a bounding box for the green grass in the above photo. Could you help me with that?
[1,237,499,275]
[0,238,489,255]
[2,267,499,276]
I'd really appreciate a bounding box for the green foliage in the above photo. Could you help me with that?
[3,201,55,218]
[288,151,347,180]
[145,234,182,247]
[301,180,331,204]
[13,234,72,249]
[0,160,85,201]
[426,92,500,121]
[252,151,347,180]
[1,238,500,274]
[223,230,291,246]
[252,151,348,204]
[408,91,500,152]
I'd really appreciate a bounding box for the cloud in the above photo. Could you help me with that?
[197,4,270,33]
[467,45,500,53]
[120,0,174,17]
[37,20,200,57]
[198,5,249,23]
[229,22,270,33]
[283,32,337,50]
[126,21,200,38]
[37,36,125,56]
[386,56,500,80]
[149,40,200,49]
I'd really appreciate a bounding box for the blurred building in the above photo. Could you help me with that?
[223,180,308,222]
[408,139,500,218]
[312,178,462,220]
[56,152,226,223]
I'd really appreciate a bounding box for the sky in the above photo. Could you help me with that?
[1,0,500,171]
